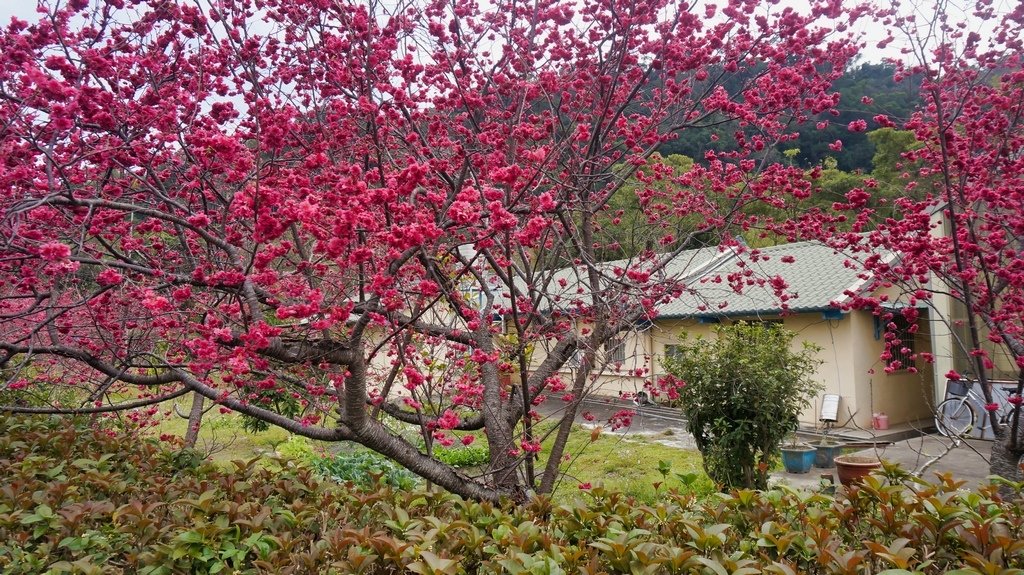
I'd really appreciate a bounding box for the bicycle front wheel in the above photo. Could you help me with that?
[935,398,975,437]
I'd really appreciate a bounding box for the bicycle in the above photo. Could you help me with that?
[934,379,1020,438]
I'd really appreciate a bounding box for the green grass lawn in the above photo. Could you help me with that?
[140,397,294,463]
[146,399,712,503]
[542,427,714,502]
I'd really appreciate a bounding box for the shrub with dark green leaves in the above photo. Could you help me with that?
[313,450,420,490]
[3,413,1024,574]
[663,322,824,489]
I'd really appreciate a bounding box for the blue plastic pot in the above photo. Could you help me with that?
[780,445,816,473]
[813,443,841,468]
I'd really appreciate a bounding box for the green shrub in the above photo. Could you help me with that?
[0,373,83,409]
[434,442,489,468]
[239,389,301,433]
[312,449,420,490]
[663,322,823,489]
[274,434,317,463]
[4,413,1024,574]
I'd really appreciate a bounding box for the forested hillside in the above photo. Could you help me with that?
[657,62,920,172]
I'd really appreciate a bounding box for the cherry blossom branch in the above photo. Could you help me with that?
[1,386,190,415]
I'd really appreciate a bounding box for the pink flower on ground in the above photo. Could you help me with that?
[578,482,592,490]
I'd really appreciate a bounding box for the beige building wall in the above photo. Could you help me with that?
[922,207,1016,405]
[844,311,936,429]
[532,310,935,431]
[779,314,859,428]
[928,293,960,405]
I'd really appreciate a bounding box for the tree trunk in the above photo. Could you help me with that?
[539,349,596,494]
[991,427,1024,498]
[183,392,205,449]
[480,361,524,500]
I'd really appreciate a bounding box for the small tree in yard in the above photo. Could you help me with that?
[0,0,870,502]
[664,322,822,489]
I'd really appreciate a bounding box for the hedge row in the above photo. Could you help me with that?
[2,414,1024,574]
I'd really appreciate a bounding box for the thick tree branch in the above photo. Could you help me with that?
[1,386,190,415]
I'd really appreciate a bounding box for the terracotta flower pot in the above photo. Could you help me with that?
[834,454,882,486]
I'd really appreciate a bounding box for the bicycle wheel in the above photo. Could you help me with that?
[935,398,975,437]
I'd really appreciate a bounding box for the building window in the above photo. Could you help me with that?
[460,285,485,310]
[884,314,916,371]
[605,337,626,363]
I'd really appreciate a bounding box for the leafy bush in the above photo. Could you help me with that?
[239,389,301,433]
[0,372,83,409]
[663,322,823,489]
[274,434,317,463]
[4,413,1024,574]
[434,442,490,468]
[312,450,420,490]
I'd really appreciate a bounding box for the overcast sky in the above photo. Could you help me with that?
[0,0,1005,66]
[1,0,40,23]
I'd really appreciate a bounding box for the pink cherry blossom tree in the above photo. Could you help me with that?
[0,0,867,501]
[796,2,1024,480]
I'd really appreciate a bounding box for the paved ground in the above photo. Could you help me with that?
[541,396,996,490]
[774,435,993,490]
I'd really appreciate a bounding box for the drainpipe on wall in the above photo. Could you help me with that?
[649,326,657,389]
[928,206,956,407]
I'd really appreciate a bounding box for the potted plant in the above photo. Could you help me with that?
[811,439,842,468]
[780,434,817,474]
[833,454,882,486]
[810,426,842,468]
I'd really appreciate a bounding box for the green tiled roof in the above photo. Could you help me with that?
[658,240,874,318]
[544,246,726,290]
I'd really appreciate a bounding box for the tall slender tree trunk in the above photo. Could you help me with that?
[183,392,205,449]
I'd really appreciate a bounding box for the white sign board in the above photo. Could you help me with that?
[820,394,840,422]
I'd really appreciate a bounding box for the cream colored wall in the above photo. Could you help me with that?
[529,310,936,430]
[927,293,1019,410]
[527,318,709,400]
[647,313,864,425]
[646,318,710,383]
[527,320,651,398]
[778,315,858,428]
[843,311,936,428]
[927,292,960,405]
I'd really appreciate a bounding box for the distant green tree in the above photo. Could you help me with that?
[814,157,868,206]
[868,128,923,186]
[593,153,704,261]
[785,63,920,171]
